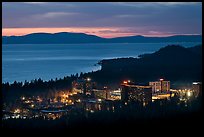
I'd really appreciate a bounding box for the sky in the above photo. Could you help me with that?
[2,2,202,38]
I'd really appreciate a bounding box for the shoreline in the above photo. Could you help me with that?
[2,43,202,84]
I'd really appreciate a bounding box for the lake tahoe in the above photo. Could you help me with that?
[2,2,202,130]
[2,42,201,83]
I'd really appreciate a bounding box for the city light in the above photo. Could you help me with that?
[152,96,159,100]
[187,92,191,97]
[87,78,91,81]
[123,81,128,84]
[25,100,30,103]
[123,80,131,84]
[14,109,20,114]
[68,100,72,103]
[90,110,94,113]
[72,92,77,95]
[160,78,164,81]
[3,76,200,122]
[62,94,68,98]
[69,93,73,96]
[76,99,81,103]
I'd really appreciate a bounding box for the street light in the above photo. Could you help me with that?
[87,78,91,82]
[21,96,25,100]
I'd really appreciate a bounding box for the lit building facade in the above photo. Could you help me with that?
[192,82,202,97]
[121,81,152,104]
[72,78,96,96]
[109,89,121,100]
[149,79,170,94]
[93,89,110,99]
[72,79,85,93]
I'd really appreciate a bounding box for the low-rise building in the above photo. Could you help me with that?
[121,81,152,104]
[192,82,202,97]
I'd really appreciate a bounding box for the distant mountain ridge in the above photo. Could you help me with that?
[2,32,202,44]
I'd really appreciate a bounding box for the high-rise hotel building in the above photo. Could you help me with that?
[149,79,170,94]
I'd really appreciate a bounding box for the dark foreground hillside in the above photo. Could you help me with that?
[85,45,202,87]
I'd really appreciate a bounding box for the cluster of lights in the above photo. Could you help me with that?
[8,77,198,121]
[14,109,20,114]
[123,81,128,84]
[123,80,131,84]
[25,100,30,103]
[176,89,193,99]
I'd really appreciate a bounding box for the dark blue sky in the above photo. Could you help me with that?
[2,2,202,38]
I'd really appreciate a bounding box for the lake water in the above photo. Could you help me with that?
[2,42,201,83]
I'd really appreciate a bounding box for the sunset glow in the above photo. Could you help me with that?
[2,27,138,38]
[2,27,191,38]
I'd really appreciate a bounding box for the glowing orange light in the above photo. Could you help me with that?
[123,81,128,84]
